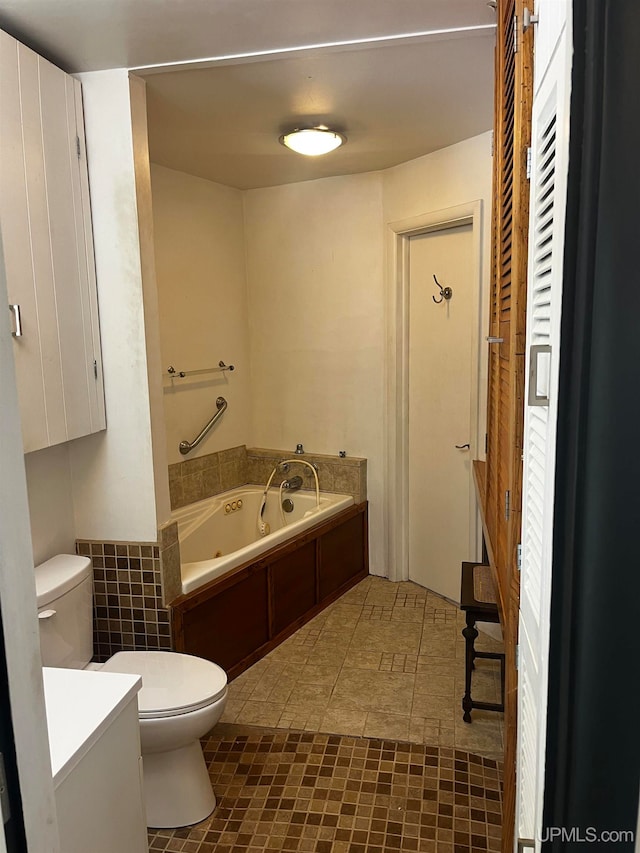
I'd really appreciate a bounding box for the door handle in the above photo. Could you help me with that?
[528,344,552,406]
[8,304,22,337]
[455,444,470,450]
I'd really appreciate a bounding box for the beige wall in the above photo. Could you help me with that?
[130,75,171,528]
[69,69,161,543]
[243,172,386,573]
[383,132,492,223]
[24,445,76,565]
[151,164,252,465]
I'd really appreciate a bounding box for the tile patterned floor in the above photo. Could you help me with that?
[148,725,503,852]
[222,577,505,761]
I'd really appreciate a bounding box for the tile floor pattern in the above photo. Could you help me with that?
[148,725,502,852]
[223,577,504,761]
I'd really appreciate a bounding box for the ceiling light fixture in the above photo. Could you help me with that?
[279,126,346,156]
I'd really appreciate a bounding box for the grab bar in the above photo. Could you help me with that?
[179,396,227,455]
[167,361,234,379]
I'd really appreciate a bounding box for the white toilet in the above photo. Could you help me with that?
[35,554,228,829]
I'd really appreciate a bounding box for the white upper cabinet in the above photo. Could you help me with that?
[0,30,105,453]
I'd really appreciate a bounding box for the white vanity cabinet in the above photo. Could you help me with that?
[0,30,105,453]
[43,668,148,853]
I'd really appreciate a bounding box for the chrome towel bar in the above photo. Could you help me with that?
[167,360,234,379]
[179,396,227,455]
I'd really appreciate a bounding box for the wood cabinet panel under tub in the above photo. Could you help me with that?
[318,513,367,604]
[172,503,368,679]
[177,565,269,672]
[270,541,316,637]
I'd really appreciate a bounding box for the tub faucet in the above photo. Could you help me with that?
[282,475,303,492]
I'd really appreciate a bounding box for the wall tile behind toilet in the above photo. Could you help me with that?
[77,538,172,662]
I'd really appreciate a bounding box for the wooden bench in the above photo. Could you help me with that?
[459,561,505,723]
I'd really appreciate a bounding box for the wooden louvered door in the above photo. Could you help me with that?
[487,0,532,603]
[478,2,534,851]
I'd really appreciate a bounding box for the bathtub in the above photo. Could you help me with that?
[173,487,355,594]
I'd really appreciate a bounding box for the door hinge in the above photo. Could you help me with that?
[485,433,488,454]
[76,135,81,159]
[0,752,11,825]
[93,359,98,379]
[505,490,511,521]
[490,129,494,157]
[513,14,518,53]
[515,644,520,671]
[526,146,532,180]
[517,543,522,570]
[523,7,539,33]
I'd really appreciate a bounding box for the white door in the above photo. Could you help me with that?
[408,224,475,600]
[516,2,572,849]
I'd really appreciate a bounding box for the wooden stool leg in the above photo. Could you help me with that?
[462,612,478,723]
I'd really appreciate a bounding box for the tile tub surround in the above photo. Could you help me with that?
[148,725,503,853]
[158,519,181,605]
[222,577,505,761]
[77,539,172,662]
[169,444,248,510]
[247,447,367,505]
[168,444,367,511]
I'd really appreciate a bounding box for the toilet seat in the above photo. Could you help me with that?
[101,651,227,719]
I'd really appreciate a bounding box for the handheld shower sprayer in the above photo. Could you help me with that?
[257,458,321,536]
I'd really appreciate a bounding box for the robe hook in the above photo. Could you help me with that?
[431,275,453,305]
[432,275,453,303]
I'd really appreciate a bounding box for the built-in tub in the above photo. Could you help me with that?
[174,487,354,595]
[171,488,368,677]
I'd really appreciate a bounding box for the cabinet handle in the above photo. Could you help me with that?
[8,304,22,337]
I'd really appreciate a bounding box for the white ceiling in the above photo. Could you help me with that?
[0,0,496,73]
[0,0,495,190]
[142,32,494,189]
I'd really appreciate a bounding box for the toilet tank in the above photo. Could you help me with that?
[34,555,93,669]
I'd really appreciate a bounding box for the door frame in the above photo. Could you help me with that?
[385,200,484,585]
[0,232,60,850]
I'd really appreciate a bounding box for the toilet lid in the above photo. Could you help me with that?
[101,651,227,719]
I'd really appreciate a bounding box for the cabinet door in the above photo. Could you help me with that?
[0,31,105,452]
[38,54,104,441]
[73,80,106,434]
[0,33,61,450]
